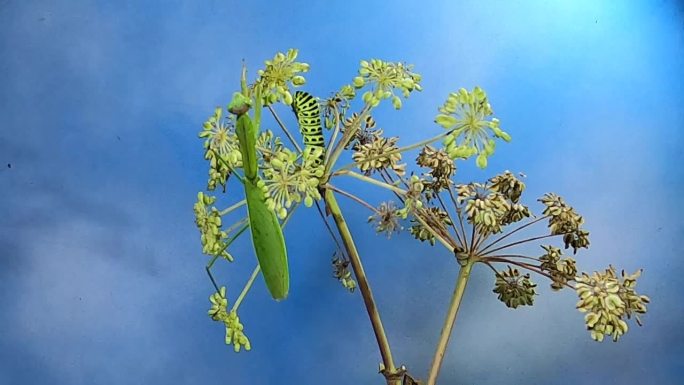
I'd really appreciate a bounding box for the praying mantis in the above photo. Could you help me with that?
[221,68,290,301]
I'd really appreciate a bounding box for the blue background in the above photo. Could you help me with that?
[1,1,682,384]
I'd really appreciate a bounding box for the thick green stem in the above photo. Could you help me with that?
[324,189,400,385]
[426,260,475,385]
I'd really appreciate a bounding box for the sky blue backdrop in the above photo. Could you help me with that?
[1,1,682,384]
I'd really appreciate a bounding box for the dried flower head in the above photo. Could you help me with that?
[397,175,425,219]
[500,202,532,226]
[457,183,511,235]
[575,266,649,342]
[368,201,403,238]
[344,113,384,150]
[322,85,356,130]
[417,145,456,196]
[352,136,405,176]
[538,245,577,290]
[539,193,590,253]
[436,87,510,168]
[493,266,537,308]
[332,255,357,293]
[409,207,452,245]
[489,170,525,203]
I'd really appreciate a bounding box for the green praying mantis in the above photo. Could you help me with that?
[223,69,290,301]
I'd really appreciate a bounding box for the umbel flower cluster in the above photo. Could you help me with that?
[436,87,511,168]
[255,48,310,105]
[199,107,242,191]
[208,287,251,352]
[258,146,325,219]
[453,175,531,237]
[539,245,577,291]
[193,192,232,261]
[417,145,456,197]
[359,155,648,341]
[352,59,422,109]
[493,266,537,308]
[353,136,405,176]
[539,193,590,253]
[575,267,650,342]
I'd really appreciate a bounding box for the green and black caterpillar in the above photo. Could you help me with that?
[292,91,325,165]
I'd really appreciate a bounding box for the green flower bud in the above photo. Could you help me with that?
[392,96,402,110]
[362,91,373,104]
[292,75,306,86]
[353,76,365,88]
[476,153,488,169]
[435,114,457,128]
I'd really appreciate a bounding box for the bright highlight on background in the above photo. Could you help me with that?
[0,1,681,384]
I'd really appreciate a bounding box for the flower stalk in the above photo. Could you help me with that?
[324,188,401,385]
[427,259,475,385]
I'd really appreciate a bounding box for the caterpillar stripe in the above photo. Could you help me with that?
[292,91,325,165]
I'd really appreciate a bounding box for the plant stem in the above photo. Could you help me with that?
[215,155,245,184]
[481,234,559,256]
[426,260,475,385]
[206,223,250,269]
[267,104,303,153]
[324,105,371,175]
[323,189,399,385]
[413,210,455,251]
[447,186,469,250]
[436,193,464,247]
[478,216,548,254]
[484,256,574,289]
[324,104,342,165]
[326,184,380,213]
[219,199,247,216]
[232,264,261,312]
[335,170,407,195]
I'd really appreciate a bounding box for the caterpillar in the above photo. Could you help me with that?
[292,91,325,165]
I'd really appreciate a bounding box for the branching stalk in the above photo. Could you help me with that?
[326,184,380,213]
[324,105,371,175]
[334,170,407,195]
[323,188,400,385]
[219,199,247,216]
[413,211,456,251]
[478,216,548,254]
[426,260,475,385]
[481,234,559,256]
